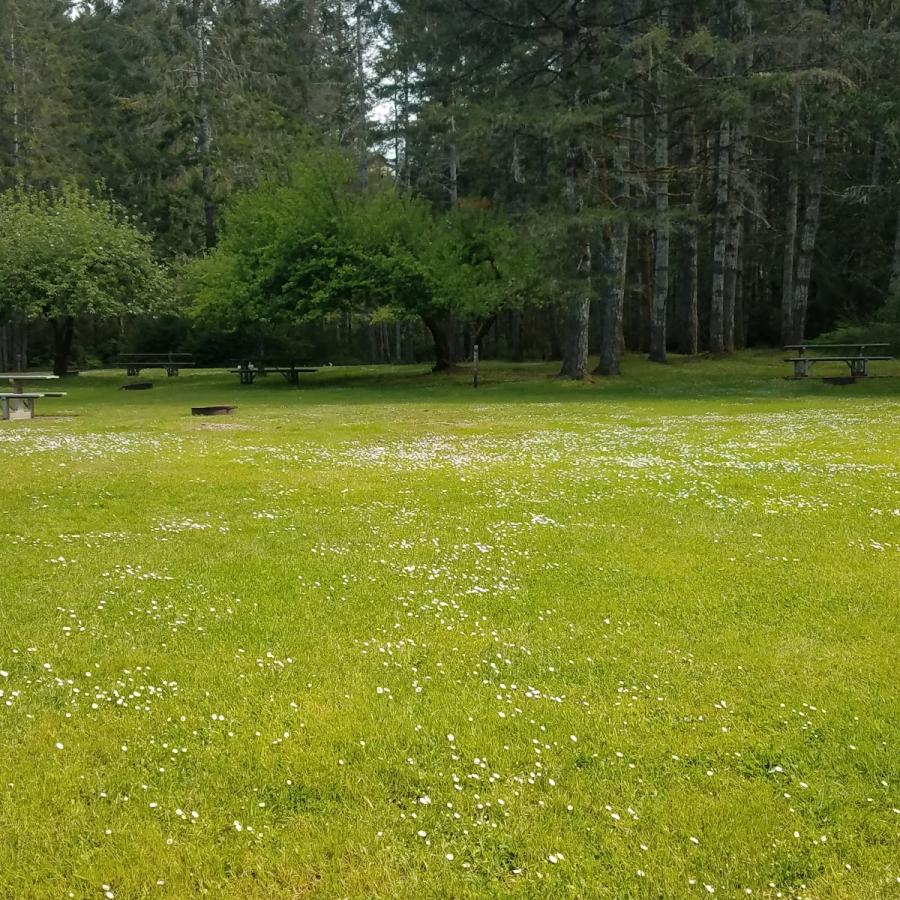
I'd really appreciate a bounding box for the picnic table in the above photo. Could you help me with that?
[229,360,318,385]
[783,343,894,379]
[0,373,67,420]
[118,352,195,377]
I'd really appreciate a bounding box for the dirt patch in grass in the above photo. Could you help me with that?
[194,421,249,430]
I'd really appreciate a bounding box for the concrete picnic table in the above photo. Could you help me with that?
[0,373,67,420]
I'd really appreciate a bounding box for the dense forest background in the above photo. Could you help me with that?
[1,0,899,374]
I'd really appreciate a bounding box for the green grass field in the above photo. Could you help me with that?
[1,353,898,899]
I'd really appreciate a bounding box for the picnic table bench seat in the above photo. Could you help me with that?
[0,391,61,397]
[0,391,68,420]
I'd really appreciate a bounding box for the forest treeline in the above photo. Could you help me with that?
[0,0,899,374]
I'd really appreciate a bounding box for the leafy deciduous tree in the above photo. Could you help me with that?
[0,185,167,374]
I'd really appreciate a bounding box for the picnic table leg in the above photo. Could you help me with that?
[288,368,299,386]
[1,397,8,420]
[849,358,868,377]
[7,396,34,420]
[793,359,810,378]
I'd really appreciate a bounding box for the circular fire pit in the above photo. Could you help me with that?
[191,405,236,416]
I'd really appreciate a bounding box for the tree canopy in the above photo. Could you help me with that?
[0,185,167,373]
[1,1,900,372]
[189,153,539,369]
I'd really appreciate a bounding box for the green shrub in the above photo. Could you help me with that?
[818,293,900,354]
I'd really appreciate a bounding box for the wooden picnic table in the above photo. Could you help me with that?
[0,373,67,420]
[118,352,195,377]
[783,343,893,378]
[230,361,318,385]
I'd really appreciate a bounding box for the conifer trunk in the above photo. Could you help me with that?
[400,72,412,195]
[596,124,630,376]
[870,140,884,188]
[448,102,458,206]
[639,231,652,351]
[678,228,699,355]
[448,137,458,206]
[723,121,746,353]
[791,124,826,343]
[8,18,20,176]
[367,321,379,364]
[649,66,669,363]
[14,320,27,371]
[508,310,524,362]
[889,210,900,298]
[675,114,699,355]
[193,0,215,248]
[559,0,590,380]
[3,317,27,371]
[724,0,754,347]
[561,242,591,378]
[674,2,700,355]
[781,85,802,345]
[598,222,629,376]
[734,232,746,349]
[355,6,369,191]
[736,196,756,350]
[710,119,732,353]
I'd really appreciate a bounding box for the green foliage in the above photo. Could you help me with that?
[0,184,167,323]
[819,292,900,354]
[423,202,541,324]
[187,153,539,342]
[4,0,900,365]
[66,0,358,256]
[0,0,83,188]
[187,153,420,326]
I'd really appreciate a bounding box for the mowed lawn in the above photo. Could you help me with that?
[1,354,898,900]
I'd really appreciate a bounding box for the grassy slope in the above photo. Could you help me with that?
[1,353,898,899]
